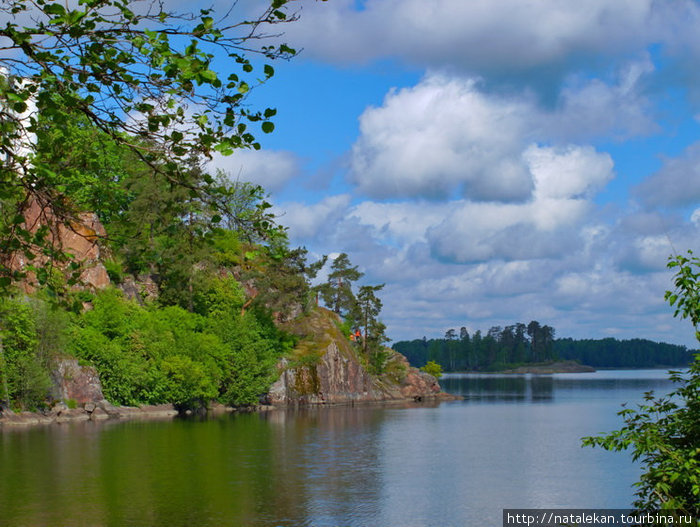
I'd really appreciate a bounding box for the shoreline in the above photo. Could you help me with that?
[0,393,459,429]
[448,360,597,375]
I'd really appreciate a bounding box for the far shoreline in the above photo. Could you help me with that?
[446,360,596,375]
[445,361,692,375]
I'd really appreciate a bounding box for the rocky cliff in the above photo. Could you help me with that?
[266,308,451,405]
[9,197,110,291]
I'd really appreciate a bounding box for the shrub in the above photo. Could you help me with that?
[420,360,443,379]
[0,297,52,410]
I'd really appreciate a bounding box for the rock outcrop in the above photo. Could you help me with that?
[266,308,453,406]
[266,342,384,405]
[9,197,110,291]
[51,358,105,404]
[0,400,178,427]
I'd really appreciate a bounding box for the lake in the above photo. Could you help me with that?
[0,369,677,527]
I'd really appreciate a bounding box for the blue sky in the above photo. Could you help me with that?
[208,0,700,348]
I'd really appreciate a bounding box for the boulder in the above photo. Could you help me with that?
[89,407,109,421]
[51,359,104,405]
[55,408,89,423]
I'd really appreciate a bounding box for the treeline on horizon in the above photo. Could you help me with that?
[393,322,696,372]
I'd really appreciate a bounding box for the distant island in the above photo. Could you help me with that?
[393,321,696,373]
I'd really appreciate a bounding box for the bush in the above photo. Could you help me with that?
[103,258,124,285]
[420,360,443,379]
[68,287,286,408]
[0,297,52,410]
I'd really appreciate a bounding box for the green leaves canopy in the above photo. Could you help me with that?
[0,0,295,290]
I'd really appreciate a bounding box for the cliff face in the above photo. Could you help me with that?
[266,308,449,406]
[266,342,383,405]
[10,197,110,291]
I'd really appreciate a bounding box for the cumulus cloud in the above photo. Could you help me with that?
[426,199,590,263]
[349,75,535,201]
[287,145,615,266]
[692,208,700,225]
[609,211,700,273]
[274,194,352,240]
[288,0,661,73]
[208,149,301,193]
[633,141,700,208]
[348,73,648,202]
[262,1,700,347]
[348,201,454,245]
[524,145,614,200]
[355,143,612,264]
[275,186,697,346]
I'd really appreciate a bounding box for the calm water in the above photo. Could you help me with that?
[0,369,678,527]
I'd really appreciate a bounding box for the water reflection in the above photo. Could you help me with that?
[441,370,675,404]
[0,370,678,527]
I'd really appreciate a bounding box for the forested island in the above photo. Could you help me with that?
[393,322,695,372]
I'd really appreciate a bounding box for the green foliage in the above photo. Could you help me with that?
[319,253,363,316]
[241,242,323,321]
[0,297,53,410]
[68,287,286,409]
[368,348,392,376]
[0,0,347,414]
[582,253,700,516]
[195,275,246,318]
[103,258,125,285]
[0,0,297,293]
[420,360,443,379]
[382,352,409,384]
[665,250,700,341]
[355,284,389,356]
[336,317,353,339]
[160,355,217,411]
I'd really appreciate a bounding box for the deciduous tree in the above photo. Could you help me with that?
[583,250,700,517]
[0,0,296,291]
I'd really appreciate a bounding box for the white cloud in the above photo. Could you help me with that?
[276,187,698,346]
[634,141,700,208]
[368,143,614,263]
[611,212,700,273]
[349,75,535,201]
[348,73,648,202]
[288,0,661,73]
[525,145,614,200]
[209,149,300,193]
[264,1,700,347]
[348,201,453,245]
[692,208,700,225]
[426,198,591,263]
[274,194,352,240]
[552,58,658,139]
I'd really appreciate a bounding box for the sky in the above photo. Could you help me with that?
[208,0,700,348]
